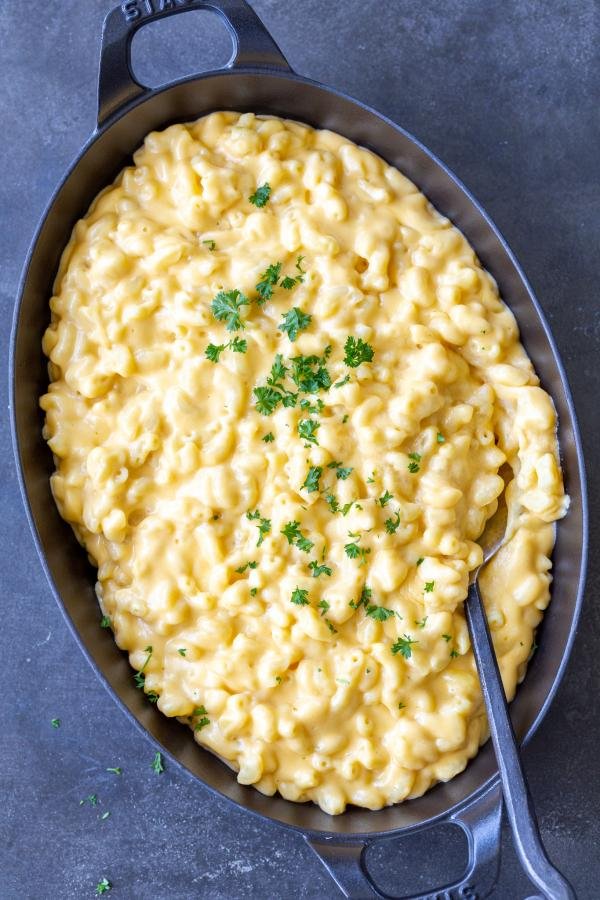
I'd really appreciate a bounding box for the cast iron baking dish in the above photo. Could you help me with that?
[10,2,588,897]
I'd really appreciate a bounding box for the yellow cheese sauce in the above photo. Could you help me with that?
[40,112,568,814]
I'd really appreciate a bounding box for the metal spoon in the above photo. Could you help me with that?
[467,490,575,899]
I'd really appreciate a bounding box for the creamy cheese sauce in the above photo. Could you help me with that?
[41,112,568,814]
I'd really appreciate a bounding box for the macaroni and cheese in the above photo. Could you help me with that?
[41,112,568,814]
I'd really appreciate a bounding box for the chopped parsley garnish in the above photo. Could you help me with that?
[51,718,60,729]
[205,336,247,362]
[299,397,324,414]
[378,490,393,507]
[424,581,435,593]
[246,509,271,546]
[106,767,122,775]
[416,557,424,567]
[398,702,406,710]
[334,374,351,388]
[408,460,420,473]
[302,465,322,493]
[279,307,312,341]
[391,634,418,659]
[317,598,330,616]
[210,289,249,331]
[366,604,395,621]
[151,752,164,774]
[384,511,401,534]
[342,414,349,423]
[289,350,331,393]
[253,354,297,415]
[366,471,376,484]
[298,418,320,445]
[202,239,216,250]
[100,615,111,629]
[327,460,353,480]
[236,560,258,573]
[437,432,445,443]
[309,560,332,578]
[408,452,422,462]
[193,706,210,731]
[415,616,428,628]
[450,648,460,658]
[442,633,452,642]
[275,675,282,684]
[133,645,153,690]
[324,493,339,513]
[262,432,274,443]
[177,648,187,657]
[343,336,374,367]
[281,256,306,289]
[290,587,310,606]
[325,618,338,634]
[95,878,112,895]
[281,520,314,552]
[344,532,371,566]
[256,261,282,304]
[249,182,271,207]
[350,584,372,609]
[250,587,258,597]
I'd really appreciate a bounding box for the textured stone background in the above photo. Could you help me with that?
[1,1,598,897]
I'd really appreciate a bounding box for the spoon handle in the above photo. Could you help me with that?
[465,581,576,900]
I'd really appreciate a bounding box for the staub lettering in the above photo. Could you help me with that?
[121,0,194,24]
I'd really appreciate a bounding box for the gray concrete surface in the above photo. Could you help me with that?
[1,1,598,897]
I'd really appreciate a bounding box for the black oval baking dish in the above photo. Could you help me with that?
[10,2,588,897]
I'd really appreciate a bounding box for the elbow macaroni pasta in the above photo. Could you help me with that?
[41,112,568,814]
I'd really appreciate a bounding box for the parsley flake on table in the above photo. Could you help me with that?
[246,509,271,546]
[249,182,271,207]
[384,511,401,534]
[302,465,322,493]
[262,432,275,443]
[106,767,122,775]
[210,289,249,331]
[151,751,164,774]
[391,634,418,659]
[366,604,395,621]
[51,718,60,729]
[343,335,374,367]
[95,878,112,895]
[290,587,310,606]
[378,490,393,507]
[279,307,312,341]
[308,560,332,578]
[205,336,247,362]
[80,794,99,807]
[298,418,320,445]
[256,261,282,304]
[281,520,314,553]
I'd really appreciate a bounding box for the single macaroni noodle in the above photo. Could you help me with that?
[41,112,568,814]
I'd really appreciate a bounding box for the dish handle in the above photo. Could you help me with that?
[97,0,291,127]
[306,783,503,900]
